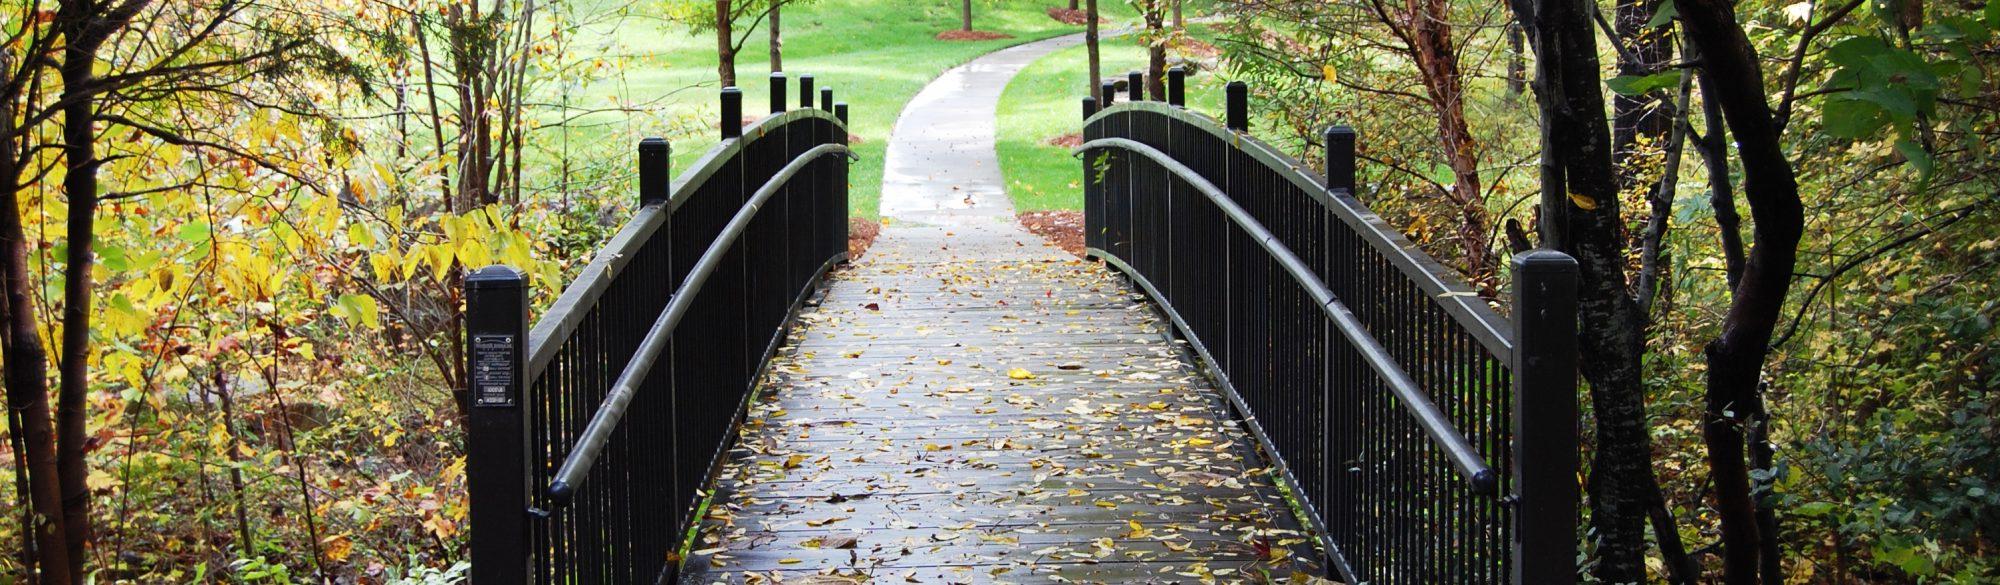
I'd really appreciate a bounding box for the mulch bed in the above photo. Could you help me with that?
[1046,7,1107,25]
[1177,38,1221,59]
[847,216,881,259]
[936,30,1014,41]
[1045,133,1083,148]
[1017,211,1085,257]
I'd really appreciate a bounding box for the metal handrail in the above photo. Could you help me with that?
[1086,102,1514,359]
[1076,137,1498,494]
[544,143,857,504]
[524,109,848,379]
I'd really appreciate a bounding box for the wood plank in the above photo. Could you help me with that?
[679,252,1331,583]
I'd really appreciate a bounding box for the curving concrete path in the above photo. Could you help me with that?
[870,34,1087,262]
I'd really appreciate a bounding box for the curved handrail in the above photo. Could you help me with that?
[1086,102,1513,359]
[1076,137,1497,494]
[545,143,856,503]
[524,109,848,378]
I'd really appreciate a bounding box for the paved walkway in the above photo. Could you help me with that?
[683,35,1327,584]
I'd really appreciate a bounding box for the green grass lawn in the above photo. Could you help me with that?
[554,0,1141,218]
[994,25,1227,212]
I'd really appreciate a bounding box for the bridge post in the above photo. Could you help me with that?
[820,87,834,113]
[1322,126,1356,193]
[799,73,815,110]
[721,87,743,139]
[1082,95,1097,120]
[1100,80,1117,108]
[1225,81,1248,132]
[465,265,530,585]
[1166,66,1185,107]
[1126,71,1143,102]
[834,102,848,126]
[639,138,671,206]
[1510,250,1580,585]
[770,72,788,114]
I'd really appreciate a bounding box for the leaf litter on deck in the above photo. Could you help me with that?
[683,244,1334,585]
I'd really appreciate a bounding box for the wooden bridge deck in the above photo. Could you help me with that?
[682,228,1329,584]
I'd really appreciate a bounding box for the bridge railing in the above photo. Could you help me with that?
[1079,68,1579,585]
[462,75,852,585]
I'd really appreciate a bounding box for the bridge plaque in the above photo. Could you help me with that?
[472,334,517,407]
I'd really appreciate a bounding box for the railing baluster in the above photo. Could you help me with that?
[466,87,848,583]
[1083,99,1574,584]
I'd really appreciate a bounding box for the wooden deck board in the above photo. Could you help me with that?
[680,257,1329,584]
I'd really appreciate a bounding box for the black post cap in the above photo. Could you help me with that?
[769,72,787,113]
[638,137,671,206]
[1225,81,1249,132]
[1323,125,1357,193]
[820,87,834,113]
[1127,71,1143,101]
[1167,66,1186,108]
[1082,95,1098,120]
[720,86,743,139]
[834,102,849,126]
[466,265,525,289]
[1100,80,1117,107]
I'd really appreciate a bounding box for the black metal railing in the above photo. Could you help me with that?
[1078,67,1580,585]
[462,75,853,585]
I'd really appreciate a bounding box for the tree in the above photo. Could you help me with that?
[1218,0,1501,284]
[1133,0,1169,99]
[720,1,739,85]
[1087,0,1103,100]
[1503,0,1673,579]
[666,0,793,87]
[1678,0,1807,580]
[770,3,784,72]
[962,0,975,31]
[0,1,343,580]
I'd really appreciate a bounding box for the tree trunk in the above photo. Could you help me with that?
[1506,0,1664,580]
[1143,2,1166,100]
[1069,0,1079,9]
[1173,0,1184,28]
[1613,0,1675,192]
[1507,21,1525,96]
[1680,0,1807,581]
[56,8,111,577]
[1086,0,1101,100]
[717,0,737,86]
[769,4,782,72]
[0,73,73,585]
[1405,0,1493,282]
[1688,50,1746,289]
[962,0,973,31]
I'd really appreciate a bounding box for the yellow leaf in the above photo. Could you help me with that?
[323,534,353,562]
[1568,192,1600,211]
[1007,368,1036,380]
[1321,63,1338,86]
